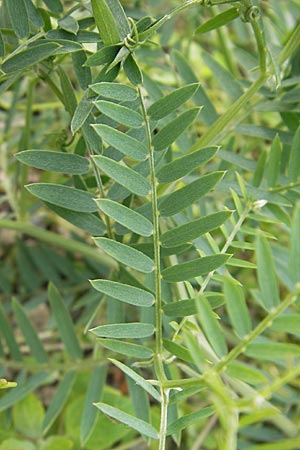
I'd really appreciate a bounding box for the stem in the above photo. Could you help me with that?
[0,219,117,269]
[138,86,169,447]
[138,87,164,373]
[159,388,170,450]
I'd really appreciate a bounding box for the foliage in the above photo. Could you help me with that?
[1,0,300,449]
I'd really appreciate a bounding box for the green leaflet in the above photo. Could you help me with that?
[167,407,214,435]
[226,361,267,385]
[0,31,4,58]
[123,54,143,86]
[157,146,218,183]
[58,15,79,34]
[195,7,239,34]
[16,150,89,174]
[289,203,300,283]
[45,203,105,236]
[92,125,147,160]
[80,366,106,446]
[71,94,93,134]
[58,66,77,115]
[93,237,154,273]
[89,82,137,101]
[42,371,77,434]
[163,339,193,363]
[92,156,150,196]
[90,279,154,307]
[85,45,121,67]
[94,403,159,440]
[159,172,224,217]
[196,295,227,358]
[97,339,153,359]
[48,283,82,359]
[161,211,231,247]
[0,305,21,361]
[24,0,43,28]
[223,277,252,338]
[163,298,197,318]
[271,314,300,335]
[12,300,48,364]
[94,101,143,128]
[162,254,231,282]
[256,235,280,310]
[109,359,161,401]
[288,124,300,181]
[89,323,155,339]
[152,108,201,151]
[267,134,282,187]
[91,0,120,45]
[26,183,97,213]
[245,343,300,360]
[7,0,30,39]
[147,83,199,120]
[246,439,300,450]
[95,199,153,237]
[2,43,60,73]
[43,0,62,13]
[72,51,92,90]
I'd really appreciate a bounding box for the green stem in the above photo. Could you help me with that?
[277,22,300,67]
[138,86,169,448]
[159,388,170,450]
[138,87,164,372]
[0,219,117,269]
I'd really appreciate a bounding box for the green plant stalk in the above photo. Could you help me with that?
[277,22,300,66]
[138,86,168,449]
[0,219,117,269]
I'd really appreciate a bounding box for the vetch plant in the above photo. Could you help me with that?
[1,0,300,449]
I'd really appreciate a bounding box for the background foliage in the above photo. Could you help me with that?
[1,0,300,449]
